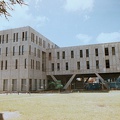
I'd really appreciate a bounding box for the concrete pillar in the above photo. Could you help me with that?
[8,79,11,92]
[17,78,21,92]
[26,79,29,92]
[50,75,57,82]
[63,74,76,89]
[95,72,109,89]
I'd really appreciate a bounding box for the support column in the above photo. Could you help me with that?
[26,79,29,92]
[63,74,76,90]
[17,78,21,92]
[8,79,12,92]
[95,73,109,89]
[50,75,57,82]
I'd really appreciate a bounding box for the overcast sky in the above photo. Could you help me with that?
[0,0,120,47]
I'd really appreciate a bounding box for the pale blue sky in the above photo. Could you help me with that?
[0,0,120,47]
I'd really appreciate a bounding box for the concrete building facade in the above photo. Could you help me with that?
[0,26,120,92]
[46,43,120,89]
[0,26,58,92]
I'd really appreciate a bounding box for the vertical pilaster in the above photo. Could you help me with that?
[26,79,29,92]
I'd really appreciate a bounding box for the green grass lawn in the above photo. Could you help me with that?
[0,91,120,120]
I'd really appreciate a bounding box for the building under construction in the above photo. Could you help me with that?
[0,26,120,92]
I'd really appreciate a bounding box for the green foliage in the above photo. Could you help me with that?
[48,80,63,90]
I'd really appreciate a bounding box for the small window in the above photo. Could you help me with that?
[3,79,8,91]
[15,59,18,69]
[66,62,68,70]
[31,33,34,42]
[38,62,40,70]
[62,51,65,59]
[0,48,1,55]
[57,52,60,59]
[1,61,3,70]
[25,59,27,69]
[31,59,32,69]
[42,63,44,72]
[39,38,42,46]
[37,49,40,58]
[49,53,52,60]
[39,79,41,89]
[105,60,110,68]
[95,48,98,56]
[22,32,24,41]
[2,35,4,43]
[31,33,33,41]
[16,33,18,42]
[5,60,7,70]
[21,79,26,91]
[34,79,37,90]
[80,50,83,58]
[34,48,36,56]
[12,79,17,91]
[6,47,8,56]
[43,79,46,89]
[86,49,89,57]
[29,45,31,55]
[57,63,60,71]
[36,61,37,70]
[112,47,115,55]
[105,48,109,56]
[19,46,21,55]
[33,60,34,69]
[71,51,74,58]
[36,36,38,44]
[13,33,15,42]
[0,35,1,44]
[37,61,40,70]
[96,60,99,69]
[25,31,27,40]
[86,61,90,69]
[77,62,80,70]
[6,34,8,43]
[51,63,54,71]
[36,61,38,70]
[22,45,24,55]
[33,34,35,42]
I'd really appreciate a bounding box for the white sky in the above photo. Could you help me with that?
[0,0,120,47]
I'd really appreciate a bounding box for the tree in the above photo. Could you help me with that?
[0,0,25,18]
[48,80,63,90]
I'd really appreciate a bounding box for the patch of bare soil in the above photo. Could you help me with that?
[97,104,105,107]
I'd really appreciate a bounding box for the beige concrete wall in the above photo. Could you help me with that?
[0,26,57,92]
[46,42,120,75]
